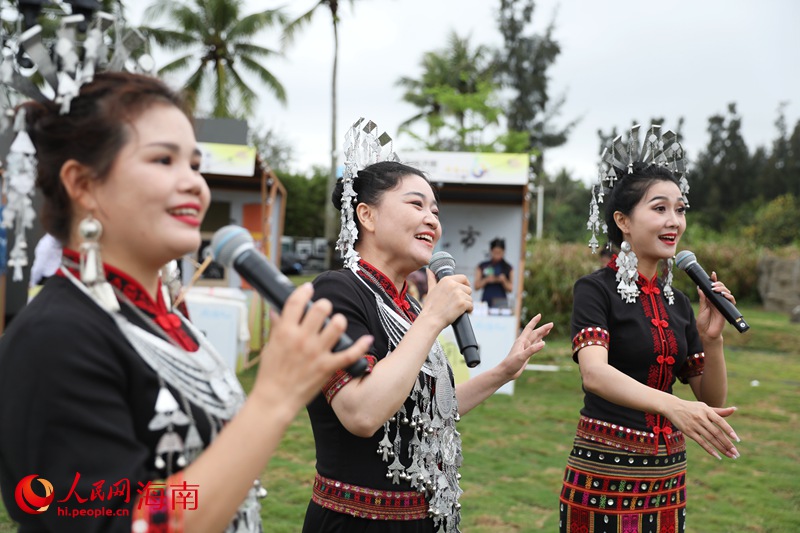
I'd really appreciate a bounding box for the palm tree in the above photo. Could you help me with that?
[282,0,355,268]
[397,32,500,151]
[140,0,287,118]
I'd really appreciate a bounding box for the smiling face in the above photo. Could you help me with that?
[356,173,441,278]
[82,103,210,274]
[614,179,687,276]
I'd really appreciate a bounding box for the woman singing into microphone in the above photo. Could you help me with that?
[303,121,553,533]
[558,125,741,533]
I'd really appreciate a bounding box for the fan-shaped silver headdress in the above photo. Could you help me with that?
[587,124,690,254]
[336,117,399,269]
[1,8,152,281]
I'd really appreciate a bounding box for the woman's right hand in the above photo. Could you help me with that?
[420,269,473,331]
[664,398,741,460]
[251,283,373,413]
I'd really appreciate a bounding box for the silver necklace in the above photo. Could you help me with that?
[61,268,264,532]
[351,266,463,532]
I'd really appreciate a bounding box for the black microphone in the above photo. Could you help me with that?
[210,225,368,376]
[675,250,750,333]
[428,251,481,367]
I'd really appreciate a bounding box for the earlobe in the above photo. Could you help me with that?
[59,160,96,211]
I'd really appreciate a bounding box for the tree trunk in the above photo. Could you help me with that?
[323,17,340,270]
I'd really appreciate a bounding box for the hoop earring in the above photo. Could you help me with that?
[615,241,639,303]
[79,215,119,311]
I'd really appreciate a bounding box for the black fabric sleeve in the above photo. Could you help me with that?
[0,302,150,532]
[313,271,380,359]
[570,274,611,363]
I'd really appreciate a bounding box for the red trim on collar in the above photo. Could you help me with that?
[356,259,413,314]
[59,248,198,351]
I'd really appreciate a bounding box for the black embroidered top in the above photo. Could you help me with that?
[0,264,216,532]
[307,261,425,492]
[570,260,705,438]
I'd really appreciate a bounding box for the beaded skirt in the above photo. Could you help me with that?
[559,435,687,533]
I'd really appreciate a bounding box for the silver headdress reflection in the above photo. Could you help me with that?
[336,118,399,268]
[1,7,152,281]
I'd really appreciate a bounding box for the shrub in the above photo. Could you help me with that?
[520,240,762,338]
[670,241,760,304]
[743,194,800,248]
[521,240,599,337]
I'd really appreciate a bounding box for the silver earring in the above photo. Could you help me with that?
[79,215,119,311]
[662,257,675,305]
[615,241,639,303]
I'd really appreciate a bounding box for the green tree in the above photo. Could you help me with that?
[140,0,287,118]
[397,31,502,151]
[758,104,800,201]
[537,169,592,242]
[496,0,574,155]
[692,103,757,231]
[787,120,800,198]
[249,126,295,174]
[278,168,328,238]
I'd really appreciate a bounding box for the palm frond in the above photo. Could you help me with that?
[231,43,282,60]
[281,1,324,47]
[157,54,197,75]
[227,66,257,116]
[239,56,287,104]
[138,26,198,49]
[230,9,288,39]
[182,64,207,114]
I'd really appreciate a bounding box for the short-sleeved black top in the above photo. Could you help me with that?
[307,265,425,491]
[0,273,217,532]
[570,264,705,433]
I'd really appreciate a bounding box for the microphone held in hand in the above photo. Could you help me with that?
[210,225,368,376]
[428,251,481,367]
[675,250,750,333]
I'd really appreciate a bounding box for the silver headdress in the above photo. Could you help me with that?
[587,124,690,254]
[336,117,399,269]
[587,124,688,305]
[1,7,152,281]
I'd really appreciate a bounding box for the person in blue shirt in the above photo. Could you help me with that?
[474,238,513,308]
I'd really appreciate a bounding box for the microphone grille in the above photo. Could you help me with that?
[210,225,254,268]
[674,250,696,271]
[428,251,455,278]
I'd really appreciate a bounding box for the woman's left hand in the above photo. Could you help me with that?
[695,272,735,340]
[497,314,554,381]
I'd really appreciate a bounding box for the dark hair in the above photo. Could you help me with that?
[23,72,188,242]
[604,162,681,248]
[490,238,505,250]
[332,161,437,240]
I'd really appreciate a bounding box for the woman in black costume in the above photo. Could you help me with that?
[303,122,553,533]
[558,126,741,533]
[0,72,369,533]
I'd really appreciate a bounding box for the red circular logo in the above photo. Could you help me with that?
[14,474,54,514]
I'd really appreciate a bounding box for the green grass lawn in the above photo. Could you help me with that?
[1,305,798,532]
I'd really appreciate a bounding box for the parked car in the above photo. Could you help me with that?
[280,251,304,276]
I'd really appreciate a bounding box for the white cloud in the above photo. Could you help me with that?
[128,0,800,184]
